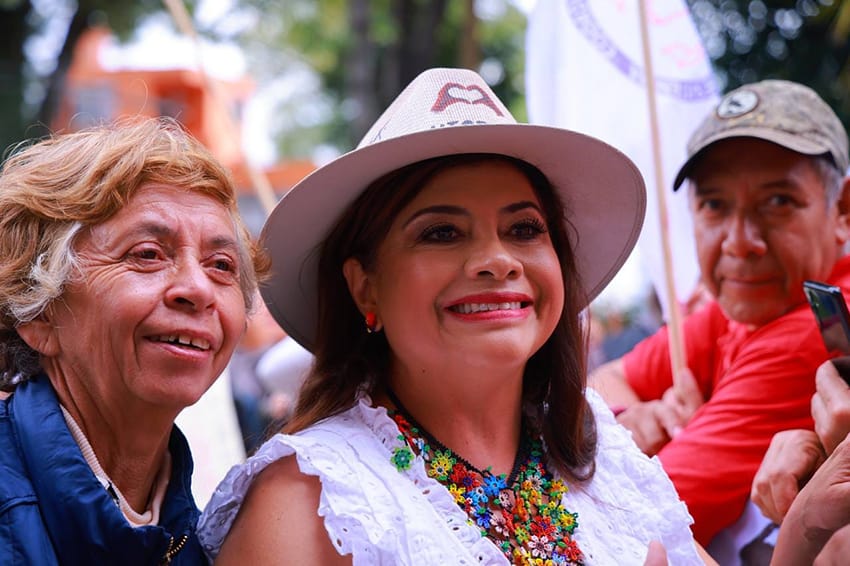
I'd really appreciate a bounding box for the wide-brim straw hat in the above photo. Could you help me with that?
[261,68,646,351]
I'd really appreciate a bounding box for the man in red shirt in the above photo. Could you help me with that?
[590,79,850,549]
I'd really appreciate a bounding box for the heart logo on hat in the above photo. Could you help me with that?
[447,86,486,104]
[431,82,504,116]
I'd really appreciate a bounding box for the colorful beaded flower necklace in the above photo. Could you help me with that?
[385,389,584,565]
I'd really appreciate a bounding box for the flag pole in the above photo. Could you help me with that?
[637,0,688,379]
[161,0,278,216]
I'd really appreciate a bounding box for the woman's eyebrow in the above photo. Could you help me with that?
[117,221,238,251]
[402,200,544,228]
[119,220,174,241]
[402,205,468,228]
[207,234,240,252]
[501,200,543,214]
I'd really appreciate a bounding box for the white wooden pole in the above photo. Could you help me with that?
[637,0,688,380]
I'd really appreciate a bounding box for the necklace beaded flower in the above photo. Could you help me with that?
[386,390,584,565]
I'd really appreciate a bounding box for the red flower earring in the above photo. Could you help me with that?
[365,312,378,333]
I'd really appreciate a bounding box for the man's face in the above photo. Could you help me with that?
[689,138,849,328]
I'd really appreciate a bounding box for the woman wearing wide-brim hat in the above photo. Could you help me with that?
[199,68,712,565]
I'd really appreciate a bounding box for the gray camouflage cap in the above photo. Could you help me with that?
[673,79,849,190]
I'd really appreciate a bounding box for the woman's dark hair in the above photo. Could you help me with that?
[285,153,597,482]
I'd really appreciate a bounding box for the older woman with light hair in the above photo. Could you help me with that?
[0,117,267,565]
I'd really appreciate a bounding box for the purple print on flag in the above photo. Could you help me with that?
[565,0,715,101]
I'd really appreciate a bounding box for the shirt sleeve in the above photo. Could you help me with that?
[622,302,728,402]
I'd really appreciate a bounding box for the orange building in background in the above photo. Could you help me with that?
[55,26,312,234]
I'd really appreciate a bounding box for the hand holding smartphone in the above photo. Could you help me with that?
[803,280,850,385]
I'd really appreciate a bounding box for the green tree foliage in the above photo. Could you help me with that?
[687,0,850,133]
[234,0,527,155]
[235,0,850,159]
[3,1,849,163]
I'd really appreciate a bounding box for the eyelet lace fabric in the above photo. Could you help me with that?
[198,389,703,565]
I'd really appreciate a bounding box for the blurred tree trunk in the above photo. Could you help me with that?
[36,8,95,133]
[395,0,447,88]
[346,0,379,142]
[0,1,179,155]
[346,0,450,142]
[0,0,32,157]
[460,0,478,70]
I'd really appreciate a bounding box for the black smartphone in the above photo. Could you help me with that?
[803,280,850,356]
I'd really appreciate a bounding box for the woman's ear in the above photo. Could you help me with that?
[342,257,377,316]
[16,310,60,357]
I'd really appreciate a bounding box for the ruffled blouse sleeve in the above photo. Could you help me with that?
[197,402,508,565]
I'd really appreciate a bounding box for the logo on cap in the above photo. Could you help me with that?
[716,90,759,119]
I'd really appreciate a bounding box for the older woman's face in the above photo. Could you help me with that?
[43,184,247,412]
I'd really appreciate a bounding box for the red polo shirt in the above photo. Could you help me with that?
[623,254,850,545]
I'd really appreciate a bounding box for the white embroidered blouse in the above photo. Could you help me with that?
[198,389,702,565]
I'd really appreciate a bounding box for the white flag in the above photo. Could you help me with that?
[176,368,246,507]
[525,0,719,318]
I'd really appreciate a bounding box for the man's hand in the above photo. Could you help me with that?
[814,524,850,566]
[793,435,850,538]
[617,400,675,456]
[660,367,704,437]
[812,358,850,455]
[617,368,704,456]
[772,435,850,565]
[750,429,825,523]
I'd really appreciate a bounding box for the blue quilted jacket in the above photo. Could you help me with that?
[0,375,208,565]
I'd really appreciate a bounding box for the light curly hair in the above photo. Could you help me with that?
[0,117,269,388]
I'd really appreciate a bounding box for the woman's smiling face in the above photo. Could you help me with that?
[36,183,248,413]
[346,160,564,378]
